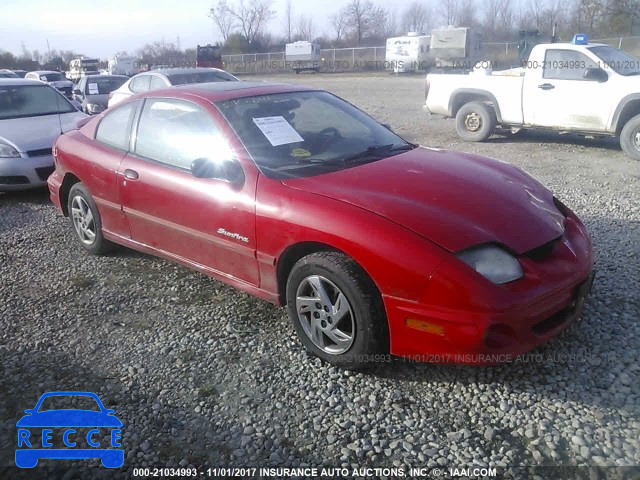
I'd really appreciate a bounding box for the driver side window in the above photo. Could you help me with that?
[134,98,230,171]
[543,50,599,80]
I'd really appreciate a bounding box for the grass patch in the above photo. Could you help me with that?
[199,384,217,397]
[70,274,94,289]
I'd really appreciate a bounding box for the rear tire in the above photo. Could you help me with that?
[286,251,389,369]
[67,183,114,255]
[619,113,640,160]
[455,102,496,142]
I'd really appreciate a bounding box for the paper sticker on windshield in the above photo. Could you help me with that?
[88,83,99,94]
[252,116,303,146]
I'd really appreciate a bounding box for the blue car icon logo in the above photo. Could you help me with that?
[16,391,123,468]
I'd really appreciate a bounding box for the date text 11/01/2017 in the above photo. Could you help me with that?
[131,466,498,478]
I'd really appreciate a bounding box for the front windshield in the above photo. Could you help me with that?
[85,76,127,94]
[38,395,101,412]
[589,45,640,76]
[167,71,236,85]
[0,85,75,120]
[41,72,65,82]
[216,90,414,179]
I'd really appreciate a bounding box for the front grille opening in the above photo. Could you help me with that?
[36,166,55,181]
[523,238,560,261]
[27,148,52,157]
[532,304,573,335]
[0,176,30,185]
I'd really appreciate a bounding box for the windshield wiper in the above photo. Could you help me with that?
[342,143,415,164]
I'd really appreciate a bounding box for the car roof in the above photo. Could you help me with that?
[83,74,128,79]
[27,70,62,75]
[150,81,316,102]
[0,78,50,86]
[148,67,228,75]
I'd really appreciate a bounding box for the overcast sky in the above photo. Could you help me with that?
[1,0,430,58]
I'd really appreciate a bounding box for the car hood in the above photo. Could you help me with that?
[281,147,565,254]
[0,112,87,153]
[16,410,123,427]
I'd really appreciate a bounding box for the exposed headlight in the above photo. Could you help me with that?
[457,245,523,284]
[86,103,105,114]
[0,141,20,158]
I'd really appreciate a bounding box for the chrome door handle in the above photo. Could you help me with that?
[538,83,555,90]
[123,169,139,180]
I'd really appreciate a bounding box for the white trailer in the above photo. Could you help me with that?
[430,26,482,69]
[108,55,139,76]
[285,41,321,73]
[385,32,431,73]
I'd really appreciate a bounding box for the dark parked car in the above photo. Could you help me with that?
[73,75,128,114]
[48,82,593,368]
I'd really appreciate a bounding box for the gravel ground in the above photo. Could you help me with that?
[1,72,639,479]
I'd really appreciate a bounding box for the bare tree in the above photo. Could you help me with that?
[330,12,347,43]
[343,0,387,45]
[484,0,513,38]
[295,14,316,41]
[223,0,276,46]
[457,0,477,25]
[209,0,236,42]
[402,2,431,33]
[284,0,293,42]
[440,0,461,25]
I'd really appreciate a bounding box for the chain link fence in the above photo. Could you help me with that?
[222,36,640,74]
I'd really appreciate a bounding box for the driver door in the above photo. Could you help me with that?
[118,97,259,285]
[523,49,611,130]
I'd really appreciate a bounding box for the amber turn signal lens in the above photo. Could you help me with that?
[405,318,444,335]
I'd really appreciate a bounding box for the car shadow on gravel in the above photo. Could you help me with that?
[0,188,51,206]
[366,213,639,416]
[0,345,252,478]
[488,130,621,152]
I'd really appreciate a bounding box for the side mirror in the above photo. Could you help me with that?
[583,67,608,82]
[191,157,244,184]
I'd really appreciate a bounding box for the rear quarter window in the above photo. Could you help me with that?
[95,101,139,151]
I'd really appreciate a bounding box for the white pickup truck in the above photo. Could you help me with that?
[425,35,640,160]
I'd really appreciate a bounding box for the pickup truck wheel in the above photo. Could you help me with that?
[286,251,389,369]
[620,114,640,160]
[455,102,496,142]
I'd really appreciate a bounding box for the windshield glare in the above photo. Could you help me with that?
[0,85,75,119]
[167,71,236,85]
[216,91,412,179]
[589,45,640,75]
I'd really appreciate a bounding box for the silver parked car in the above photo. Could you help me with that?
[0,69,19,78]
[72,75,128,114]
[107,67,238,107]
[0,79,87,191]
[25,70,74,99]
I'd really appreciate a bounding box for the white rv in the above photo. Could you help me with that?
[385,32,431,73]
[285,41,321,73]
[108,55,139,76]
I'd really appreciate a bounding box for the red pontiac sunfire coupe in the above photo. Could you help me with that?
[48,82,594,368]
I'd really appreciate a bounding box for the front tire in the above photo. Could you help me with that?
[620,114,640,160]
[67,183,114,255]
[286,251,388,369]
[455,102,496,142]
